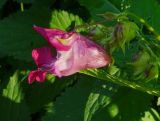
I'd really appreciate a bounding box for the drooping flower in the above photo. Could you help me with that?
[28,26,111,84]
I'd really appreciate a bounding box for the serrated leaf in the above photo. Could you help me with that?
[0,6,51,61]
[50,10,83,31]
[92,87,153,121]
[25,76,74,113]
[0,8,84,61]
[80,69,160,96]
[78,0,120,20]
[0,71,30,121]
[3,71,23,103]
[42,75,117,121]
[84,82,118,121]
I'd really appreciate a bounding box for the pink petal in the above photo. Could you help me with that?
[84,36,111,68]
[54,43,86,76]
[33,25,72,51]
[54,34,110,76]
[86,47,110,68]
[32,47,54,67]
[28,70,46,84]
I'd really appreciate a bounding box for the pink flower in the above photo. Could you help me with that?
[28,26,111,84]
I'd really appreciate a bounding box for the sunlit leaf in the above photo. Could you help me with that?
[92,87,153,121]
[42,75,117,121]
[0,71,30,121]
[141,108,160,121]
[50,10,83,31]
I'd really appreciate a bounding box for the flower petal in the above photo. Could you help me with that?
[86,47,110,68]
[54,34,110,76]
[28,70,46,84]
[29,26,111,83]
[54,45,85,77]
[33,25,72,51]
[32,47,54,67]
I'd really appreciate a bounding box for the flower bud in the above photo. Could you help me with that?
[110,21,139,52]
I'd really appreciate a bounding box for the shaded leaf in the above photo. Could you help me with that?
[92,87,153,121]
[110,0,160,33]
[0,71,30,121]
[0,6,51,61]
[84,81,117,121]
[25,75,74,113]
[78,0,120,20]
[42,75,117,121]
[127,0,160,33]
[0,8,84,61]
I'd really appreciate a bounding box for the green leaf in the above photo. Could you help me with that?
[0,8,83,61]
[0,6,51,61]
[42,102,55,121]
[0,0,7,9]
[42,75,117,121]
[110,0,160,33]
[2,71,23,103]
[127,0,160,33]
[141,108,160,121]
[0,71,30,121]
[130,51,151,76]
[110,21,139,52]
[50,10,83,31]
[84,81,117,121]
[42,76,154,121]
[92,87,153,121]
[78,0,120,20]
[25,75,74,113]
[80,69,160,96]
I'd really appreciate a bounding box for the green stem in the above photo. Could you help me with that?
[20,2,24,12]
[80,69,160,96]
[125,12,160,41]
[73,20,108,31]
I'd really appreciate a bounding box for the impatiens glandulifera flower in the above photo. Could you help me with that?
[28,26,111,84]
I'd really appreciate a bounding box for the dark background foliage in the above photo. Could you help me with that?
[0,0,160,121]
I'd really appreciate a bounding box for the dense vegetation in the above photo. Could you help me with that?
[0,0,160,121]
